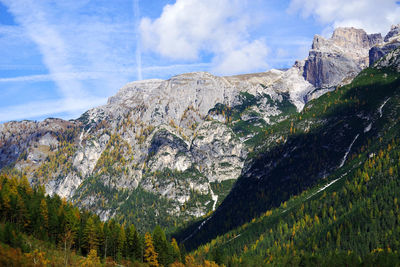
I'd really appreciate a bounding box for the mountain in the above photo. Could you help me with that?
[174,46,400,265]
[1,37,399,267]
[370,24,400,65]
[0,26,396,233]
[1,23,400,266]
[174,34,400,251]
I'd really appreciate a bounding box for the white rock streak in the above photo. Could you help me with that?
[78,127,92,149]
[225,234,242,244]
[305,172,348,200]
[78,131,84,148]
[379,98,390,118]
[209,183,218,211]
[364,98,391,133]
[364,123,372,133]
[182,184,219,243]
[182,216,212,243]
[339,134,359,168]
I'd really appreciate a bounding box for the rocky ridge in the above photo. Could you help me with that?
[369,24,400,66]
[304,27,382,88]
[0,25,396,230]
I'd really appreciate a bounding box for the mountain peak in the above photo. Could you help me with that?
[331,27,382,49]
[369,23,400,66]
[384,24,400,42]
[304,27,381,88]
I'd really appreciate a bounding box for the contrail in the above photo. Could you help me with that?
[134,0,143,80]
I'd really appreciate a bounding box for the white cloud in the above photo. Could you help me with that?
[288,0,400,34]
[212,39,269,74]
[140,0,269,75]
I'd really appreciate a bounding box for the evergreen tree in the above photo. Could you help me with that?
[83,217,98,253]
[116,224,126,261]
[39,198,48,228]
[144,232,159,267]
[81,249,101,267]
[170,238,181,263]
[126,224,141,261]
[153,225,172,266]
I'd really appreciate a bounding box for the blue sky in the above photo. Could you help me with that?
[0,0,399,122]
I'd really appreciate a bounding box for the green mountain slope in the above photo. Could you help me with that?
[190,138,400,266]
[175,49,400,260]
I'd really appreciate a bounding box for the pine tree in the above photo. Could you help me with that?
[153,225,172,266]
[116,224,126,261]
[83,217,99,253]
[144,232,159,267]
[39,198,48,230]
[126,224,141,261]
[171,238,181,263]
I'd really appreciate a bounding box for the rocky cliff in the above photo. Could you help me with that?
[303,27,382,88]
[0,25,398,231]
[369,24,400,66]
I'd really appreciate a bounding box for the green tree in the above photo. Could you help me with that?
[116,224,126,261]
[153,225,172,266]
[126,224,141,261]
[83,217,99,253]
[39,198,49,233]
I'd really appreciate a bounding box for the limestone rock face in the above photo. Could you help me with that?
[370,43,400,66]
[0,119,78,169]
[0,70,305,222]
[103,71,289,128]
[384,24,400,42]
[374,47,400,71]
[304,27,382,88]
[369,24,400,66]
[331,28,381,51]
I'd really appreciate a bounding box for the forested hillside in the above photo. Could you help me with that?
[0,171,228,266]
[189,135,400,266]
[171,49,400,266]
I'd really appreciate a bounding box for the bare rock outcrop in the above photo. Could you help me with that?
[374,47,400,71]
[304,27,382,88]
[369,24,400,66]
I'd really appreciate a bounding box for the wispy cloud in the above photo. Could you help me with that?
[0,97,107,123]
[0,63,213,83]
[0,72,105,83]
[0,0,139,121]
[1,0,86,100]
[134,0,143,80]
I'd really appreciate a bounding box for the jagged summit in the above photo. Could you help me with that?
[369,24,400,66]
[331,27,382,49]
[384,23,400,42]
[303,27,382,88]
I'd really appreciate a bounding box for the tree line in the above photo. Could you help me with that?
[0,172,221,266]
